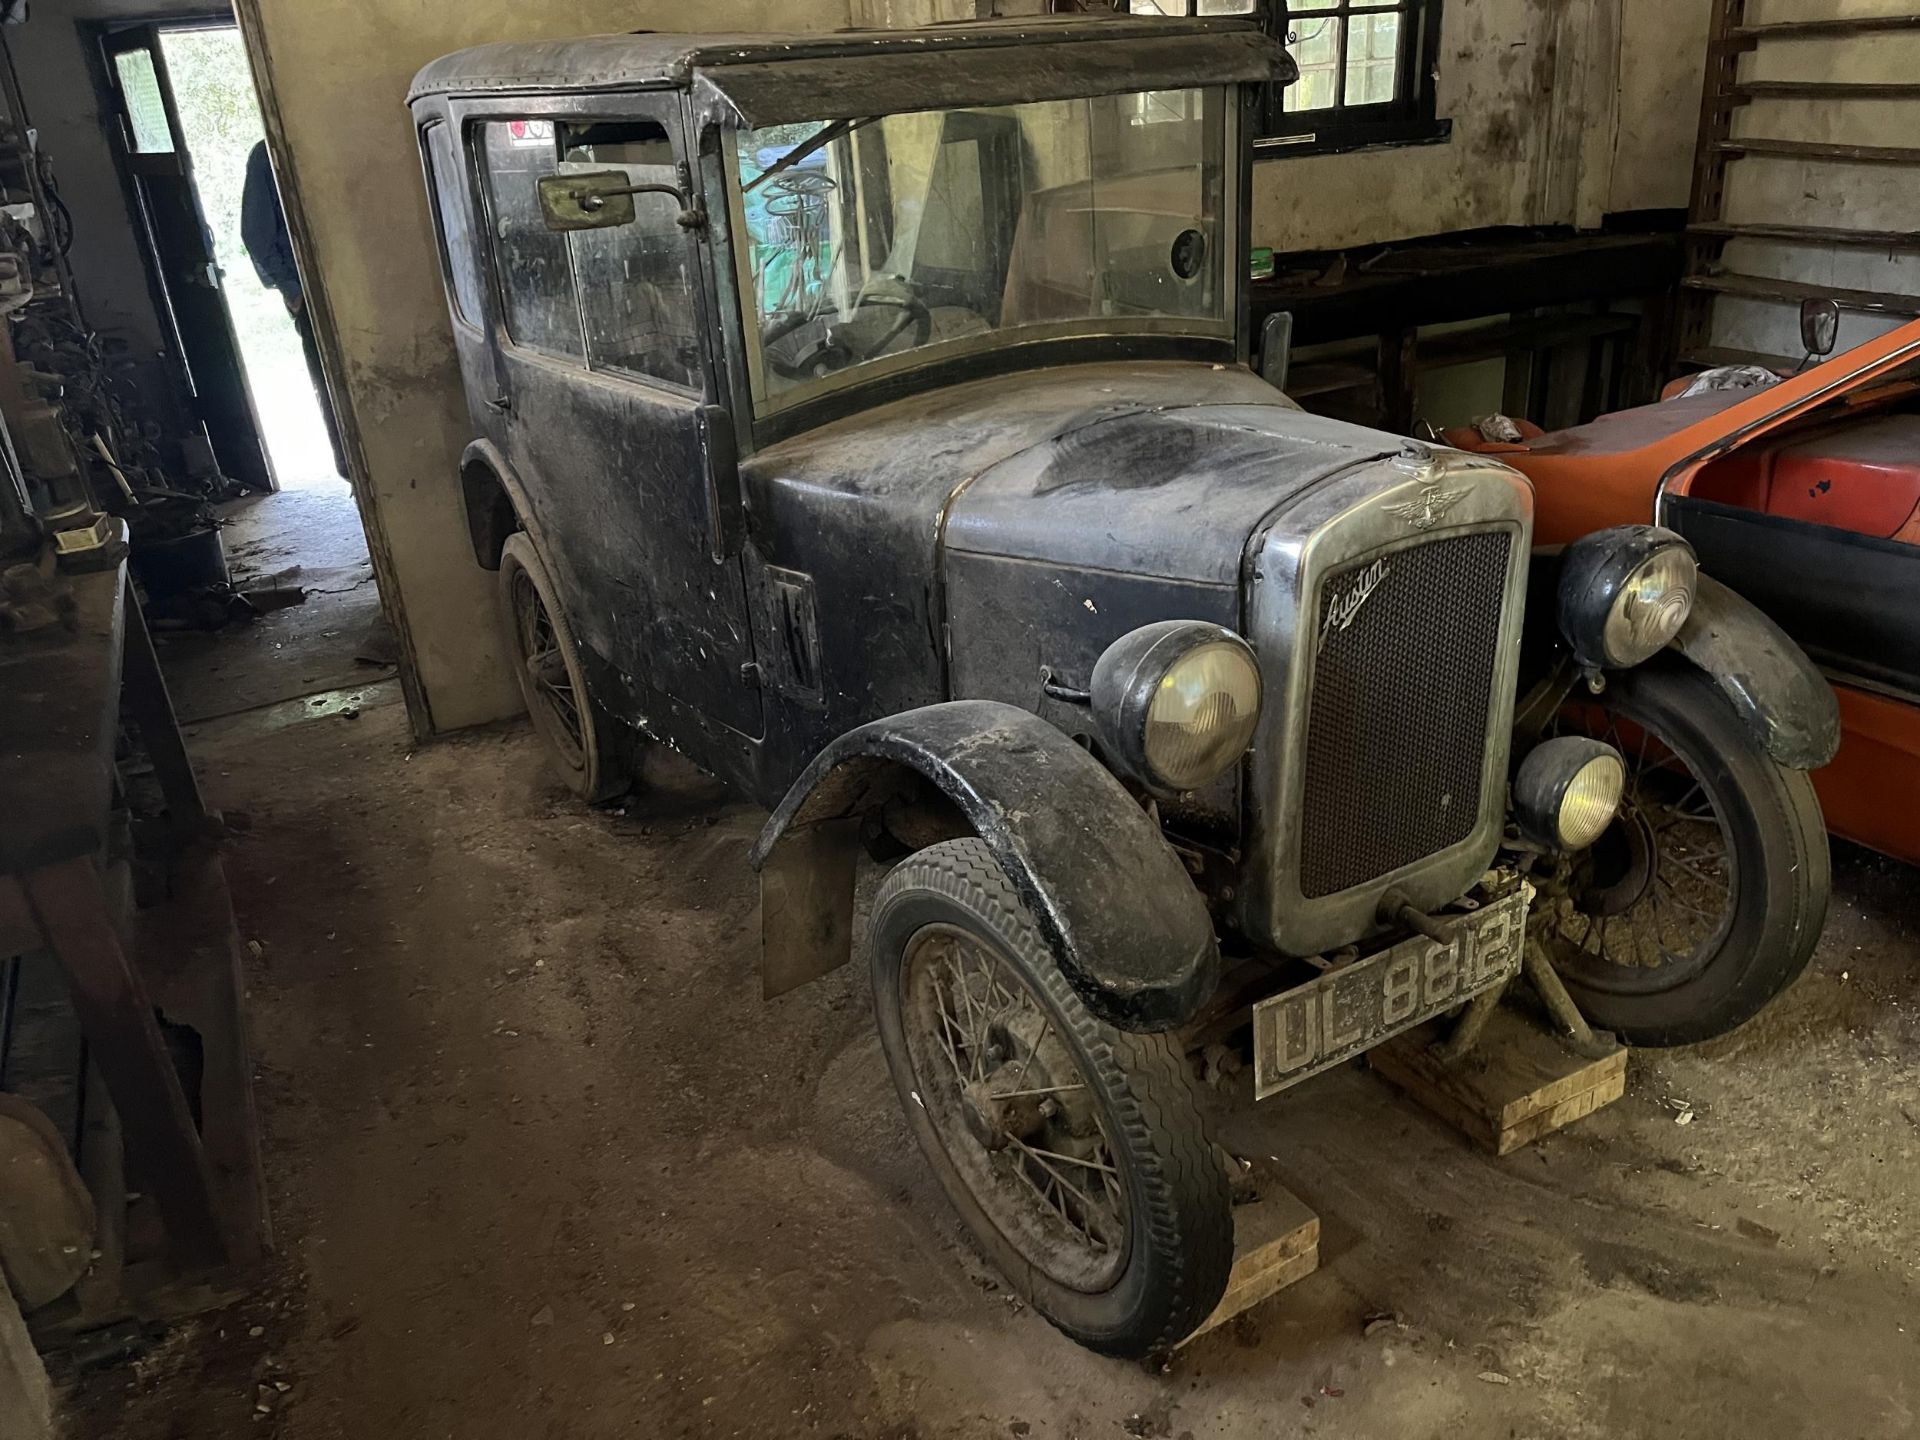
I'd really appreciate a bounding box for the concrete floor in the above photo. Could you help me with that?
[154,482,391,724]
[61,496,1920,1439]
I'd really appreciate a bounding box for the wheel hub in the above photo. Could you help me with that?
[1575,801,1659,918]
[960,1062,1052,1152]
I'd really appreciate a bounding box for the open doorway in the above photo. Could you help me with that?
[92,15,391,724]
[155,21,341,493]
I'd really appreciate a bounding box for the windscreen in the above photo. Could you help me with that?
[731,88,1233,412]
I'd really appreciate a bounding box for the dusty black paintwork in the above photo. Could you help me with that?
[1667,573,1842,770]
[409,22,1661,1035]
[749,700,1220,1031]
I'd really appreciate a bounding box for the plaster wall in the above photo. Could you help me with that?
[1250,0,1710,255]
[1711,0,1920,360]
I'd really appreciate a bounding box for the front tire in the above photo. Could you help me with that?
[869,839,1232,1357]
[1538,663,1830,1046]
[498,532,633,804]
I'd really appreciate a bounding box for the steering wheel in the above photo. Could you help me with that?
[761,285,934,381]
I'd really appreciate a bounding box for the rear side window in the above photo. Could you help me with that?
[561,121,702,391]
[421,122,484,328]
[480,120,583,358]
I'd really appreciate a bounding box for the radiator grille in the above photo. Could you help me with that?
[1297,531,1513,900]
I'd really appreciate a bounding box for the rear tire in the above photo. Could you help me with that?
[869,839,1232,1357]
[1540,663,1830,1046]
[498,532,634,804]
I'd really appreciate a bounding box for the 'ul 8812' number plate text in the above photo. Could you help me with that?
[1251,885,1532,1100]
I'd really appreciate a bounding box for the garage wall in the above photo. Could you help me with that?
[1709,0,1920,360]
[1252,0,1711,253]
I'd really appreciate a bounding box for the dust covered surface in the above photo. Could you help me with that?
[62,705,1920,1439]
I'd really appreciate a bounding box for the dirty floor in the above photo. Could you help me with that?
[54,685,1919,1439]
[153,482,392,724]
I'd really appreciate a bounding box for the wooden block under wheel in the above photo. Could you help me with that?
[1182,1182,1320,1344]
[1368,1006,1627,1156]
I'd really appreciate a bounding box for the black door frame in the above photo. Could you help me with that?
[90,13,276,493]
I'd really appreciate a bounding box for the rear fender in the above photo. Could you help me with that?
[750,701,1220,1033]
[1668,575,1840,770]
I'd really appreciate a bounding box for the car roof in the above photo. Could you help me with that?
[407,17,1289,126]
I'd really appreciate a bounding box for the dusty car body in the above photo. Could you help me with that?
[409,17,1695,1354]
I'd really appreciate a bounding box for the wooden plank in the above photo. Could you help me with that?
[1735,80,1920,101]
[22,857,230,1273]
[1680,272,1920,316]
[1689,220,1920,251]
[1183,1182,1320,1344]
[1680,344,1800,374]
[1368,1008,1628,1157]
[0,1273,54,1440]
[132,845,271,1264]
[1714,136,1920,166]
[1733,14,1920,42]
[117,577,209,845]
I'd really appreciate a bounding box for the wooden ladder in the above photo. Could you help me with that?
[1677,2,1920,372]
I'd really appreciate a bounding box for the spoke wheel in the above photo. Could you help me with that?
[510,565,587,771]
[901,924,1129,1292]
[1533,663,1829,1045]
[497,533,633,803]
[870,840,1231,1357]
[1539,699,1736,991]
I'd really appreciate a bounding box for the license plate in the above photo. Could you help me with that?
[1252,884,1532,1100]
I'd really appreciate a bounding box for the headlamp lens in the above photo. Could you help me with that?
[1603,547,1697,666]
[1557,753,1626,849]
[1142,640,1263,792]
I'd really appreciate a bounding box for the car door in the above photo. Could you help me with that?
[473,107,761,741]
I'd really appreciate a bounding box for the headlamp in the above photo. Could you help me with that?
[1558,526,1698,670]
[1090,622,1263,795]
[1513,736,1626,851]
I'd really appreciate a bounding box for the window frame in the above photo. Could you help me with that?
[1125,0,1450,159]
[468,100,713,398]
[722,90,1241,421]
[560,117,707,397]
[474,116,589,364]
[417,119,485,332]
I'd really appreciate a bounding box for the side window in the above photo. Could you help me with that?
[421,122,484,328]
[560,121,703,391]
[480,120,583,358]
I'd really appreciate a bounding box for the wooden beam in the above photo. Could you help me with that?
[1732,14,1920,42]
[21,858,229,1274]
[1689,220,1920,250]
[1735,80,1920,101]
[1680,344,1801,374]
[1714,136,1920,166]
[1680,272,1920,316]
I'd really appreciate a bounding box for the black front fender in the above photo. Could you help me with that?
[1669,574,1840,770]
[750,701,1220,1033]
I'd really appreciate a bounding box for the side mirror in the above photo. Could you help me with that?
[1259,310,1294,392]
[538,170,703,233]
[1799,297,1840,360]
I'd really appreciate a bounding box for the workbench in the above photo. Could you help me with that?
[0,556,266,1317]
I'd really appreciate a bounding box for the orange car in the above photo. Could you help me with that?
[1444,310,1920,1042]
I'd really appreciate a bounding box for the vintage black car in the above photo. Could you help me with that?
[406,18,1812,1355]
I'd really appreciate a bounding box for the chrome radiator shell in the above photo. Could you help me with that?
[1235,455,1534,957]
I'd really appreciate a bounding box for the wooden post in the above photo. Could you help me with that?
[0,1272,54,1440]
[118,576,210,843]
[22,857,230,1273]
